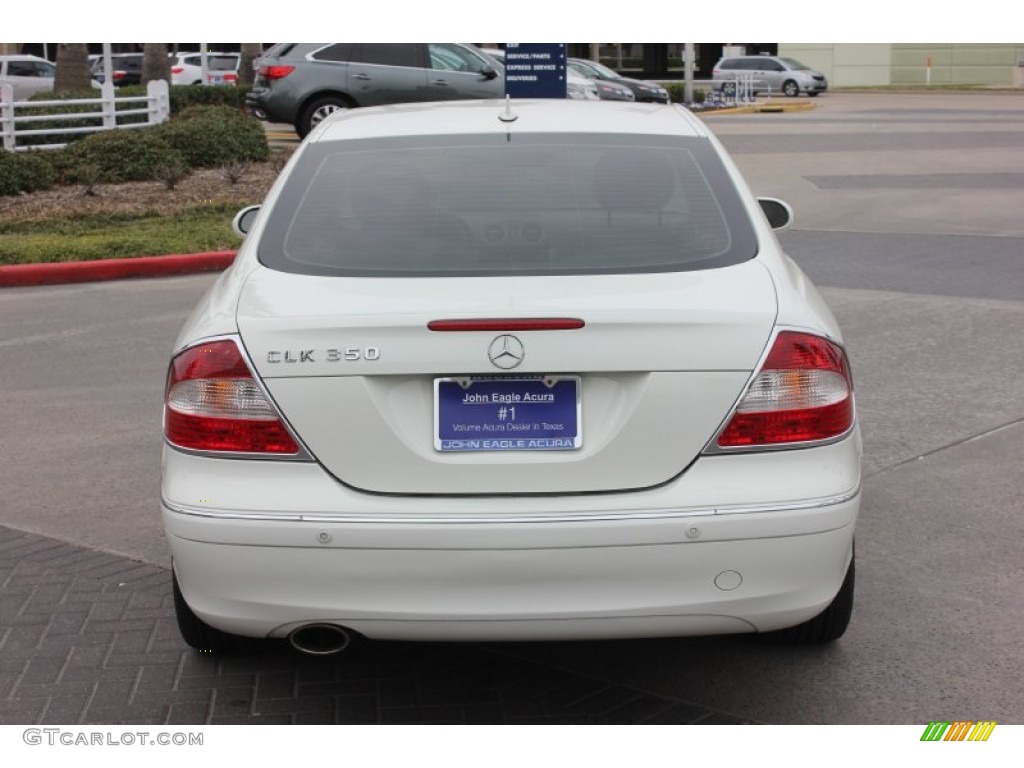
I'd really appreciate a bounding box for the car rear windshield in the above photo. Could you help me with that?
[258,133,758,277]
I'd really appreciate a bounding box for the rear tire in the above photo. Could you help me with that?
[172,567,242,653]
[297,95,354,139]
[763,551,855,644]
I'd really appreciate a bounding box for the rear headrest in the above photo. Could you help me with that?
[353,168,434,223]
[593,149,676,213]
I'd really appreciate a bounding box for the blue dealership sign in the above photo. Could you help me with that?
[503,43,567,99]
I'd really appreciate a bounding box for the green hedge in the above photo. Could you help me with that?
[0,151,58,197]
[168,84,251,114]
[661,82,707,104]
[154,105,268,168]
[2,101,268,192]
[50,129,187,184]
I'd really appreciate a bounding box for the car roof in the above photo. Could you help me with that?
[314,99,706,143]
[0,54,51,62]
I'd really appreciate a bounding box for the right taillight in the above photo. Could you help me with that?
[164,339,302,456]
[716,331,854,448]
[258,65,295,80]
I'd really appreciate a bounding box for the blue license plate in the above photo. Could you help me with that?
[434,376,581,452]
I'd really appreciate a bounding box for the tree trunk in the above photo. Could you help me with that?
[142,43,171,86]
[237,43,263,87]
[53,43,92,94]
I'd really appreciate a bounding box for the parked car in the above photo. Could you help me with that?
[163,99,861,655]
[246,43,503,138]
[169,51,240,86]
[90,53,143,86]
[567,57,669,103]
[0,54,101,99]
[0,55,57,100]
[713,55,828,97]
[480,48,601,101]
[568,61,635,101]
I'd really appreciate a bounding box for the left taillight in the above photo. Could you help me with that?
[164,339,301,456]
[258,65,295,80]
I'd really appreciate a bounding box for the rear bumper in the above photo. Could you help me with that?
[163,432,861,641]
[167,503,856,641]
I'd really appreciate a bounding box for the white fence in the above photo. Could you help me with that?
[0,80,170,153]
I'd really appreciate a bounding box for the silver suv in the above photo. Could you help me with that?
[712,55,827,97]
[246,43,503,138]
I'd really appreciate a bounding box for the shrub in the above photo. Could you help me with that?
[0,150,58,196]
[169,84,250,114]
[661,82,707,105]
[154,105,268,168]
[54,129,187,184]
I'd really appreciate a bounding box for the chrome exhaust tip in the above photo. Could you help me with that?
[288,623,352,656]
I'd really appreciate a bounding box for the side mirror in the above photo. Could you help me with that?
[481,64,498,80]
[758,198,793,231]
[232,205,261,238]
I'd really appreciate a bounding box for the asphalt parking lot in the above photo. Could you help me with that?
[1,92,1022,725]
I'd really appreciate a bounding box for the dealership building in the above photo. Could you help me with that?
[570,43,1024,86]
[777,43,1024,87]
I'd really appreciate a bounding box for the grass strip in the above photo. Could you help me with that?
[0,205,244,265]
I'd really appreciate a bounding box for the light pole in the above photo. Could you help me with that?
[684,43,695,104]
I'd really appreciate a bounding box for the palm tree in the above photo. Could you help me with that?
[53,43,92,94]
[142,43,171,85]
[237,43,263,87]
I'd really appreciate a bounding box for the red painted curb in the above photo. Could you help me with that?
[0,251,237,288]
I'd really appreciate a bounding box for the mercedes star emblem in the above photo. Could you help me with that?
[488,335,525,369]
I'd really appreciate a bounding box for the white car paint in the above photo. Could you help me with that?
[169,51,240,86]
[163,100,860,648]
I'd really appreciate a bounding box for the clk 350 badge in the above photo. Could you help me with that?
[266,347,380,363]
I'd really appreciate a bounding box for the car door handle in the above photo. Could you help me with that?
[431,79,449,86]
[354,73,371,81]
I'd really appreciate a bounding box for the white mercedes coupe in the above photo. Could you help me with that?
[162,99,860,654]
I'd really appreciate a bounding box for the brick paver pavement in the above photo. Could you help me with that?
[0,525,758,725]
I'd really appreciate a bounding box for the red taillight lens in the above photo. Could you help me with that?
[716,331,854,448]
[171,66,184,74]
[223,73,237,81]
[258,65,295,80]
[112,71,126,80]
[164,340,300,455]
